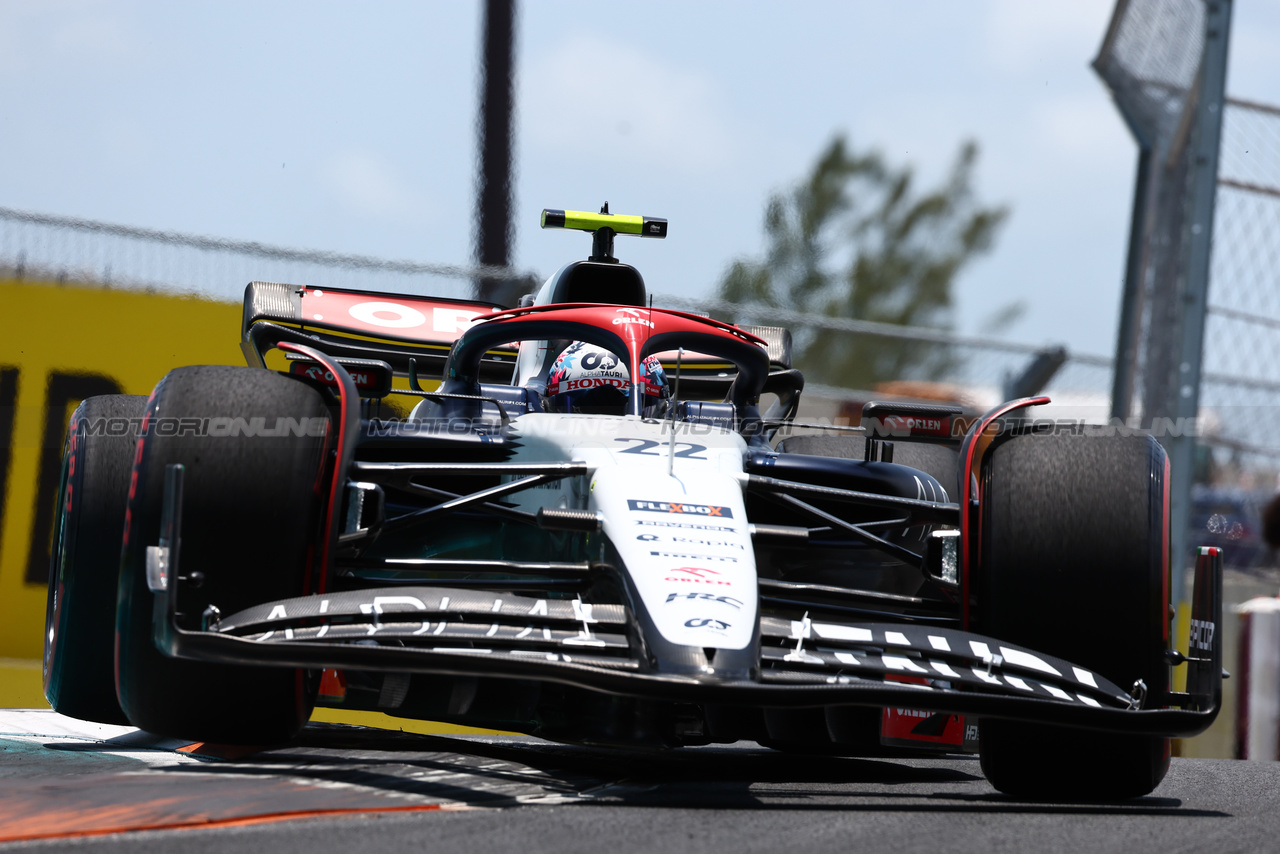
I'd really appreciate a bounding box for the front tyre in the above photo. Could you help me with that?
[116,366,331,743]
[976,432,1170,800]
[44,394,148,724]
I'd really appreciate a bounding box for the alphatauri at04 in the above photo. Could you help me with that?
[45,207,1221,800]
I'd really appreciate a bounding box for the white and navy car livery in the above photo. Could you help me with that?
[45,206,1223,801]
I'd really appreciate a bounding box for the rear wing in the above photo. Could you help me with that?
[241,281,800,415]
[240,281,517,385]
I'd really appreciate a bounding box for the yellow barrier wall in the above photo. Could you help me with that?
[0,279,506,735]
[0,279,242,661]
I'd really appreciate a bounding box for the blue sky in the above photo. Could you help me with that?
[2,0,1277,356]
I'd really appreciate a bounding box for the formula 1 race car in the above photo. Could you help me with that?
[44,206,1222,801]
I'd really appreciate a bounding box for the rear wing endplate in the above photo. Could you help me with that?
[240,281,514,384]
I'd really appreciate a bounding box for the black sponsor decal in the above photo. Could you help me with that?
[627,499,732,518]
[638,533,742,549]
[1190,618,1216,652]
[580,349,620,371]
[651,550,738,563]
[635,519,736,533]
[684,618,731,630]
[665,592,742,609]
[671,536,744,550]
[615,438,708,459]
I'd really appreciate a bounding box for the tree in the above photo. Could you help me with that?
[718,135,1010,390]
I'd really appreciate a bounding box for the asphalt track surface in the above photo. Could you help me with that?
[1,711,1277,853]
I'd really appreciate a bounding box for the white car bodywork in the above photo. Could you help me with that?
[504,413,757,651]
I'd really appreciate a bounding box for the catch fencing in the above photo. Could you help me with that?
[0,205,534,305]
[0,204,1116,418]
[1202,97,1280,475]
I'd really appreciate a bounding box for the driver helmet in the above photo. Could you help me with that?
[546,342,668,414]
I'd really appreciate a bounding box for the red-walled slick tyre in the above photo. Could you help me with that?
[976,432,1171,800]
[116,366,331,744]
[44,394,148,725]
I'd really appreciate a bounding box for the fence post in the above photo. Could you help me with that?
[1235,596,1280,760]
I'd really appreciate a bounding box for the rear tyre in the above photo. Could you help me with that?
[116,366,331,743]
[976,432,1170,800]
[44,394,148,724]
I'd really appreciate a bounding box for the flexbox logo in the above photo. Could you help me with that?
[627,499,733,518]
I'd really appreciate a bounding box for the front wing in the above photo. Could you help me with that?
[153,550,1224,738]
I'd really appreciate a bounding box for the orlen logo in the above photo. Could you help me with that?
[289,362,380,391]
[663,567,731,587]
[348,301,427,329]
[873,415,952,438]
[612,307,655,329]
[345,301,484,333]
[627,499,733,518]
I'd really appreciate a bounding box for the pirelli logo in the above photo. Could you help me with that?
[627,499,733,519]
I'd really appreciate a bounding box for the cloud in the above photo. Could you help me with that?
[321,152,425,220]
[0,1,140,75]
[522,32,735,171]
